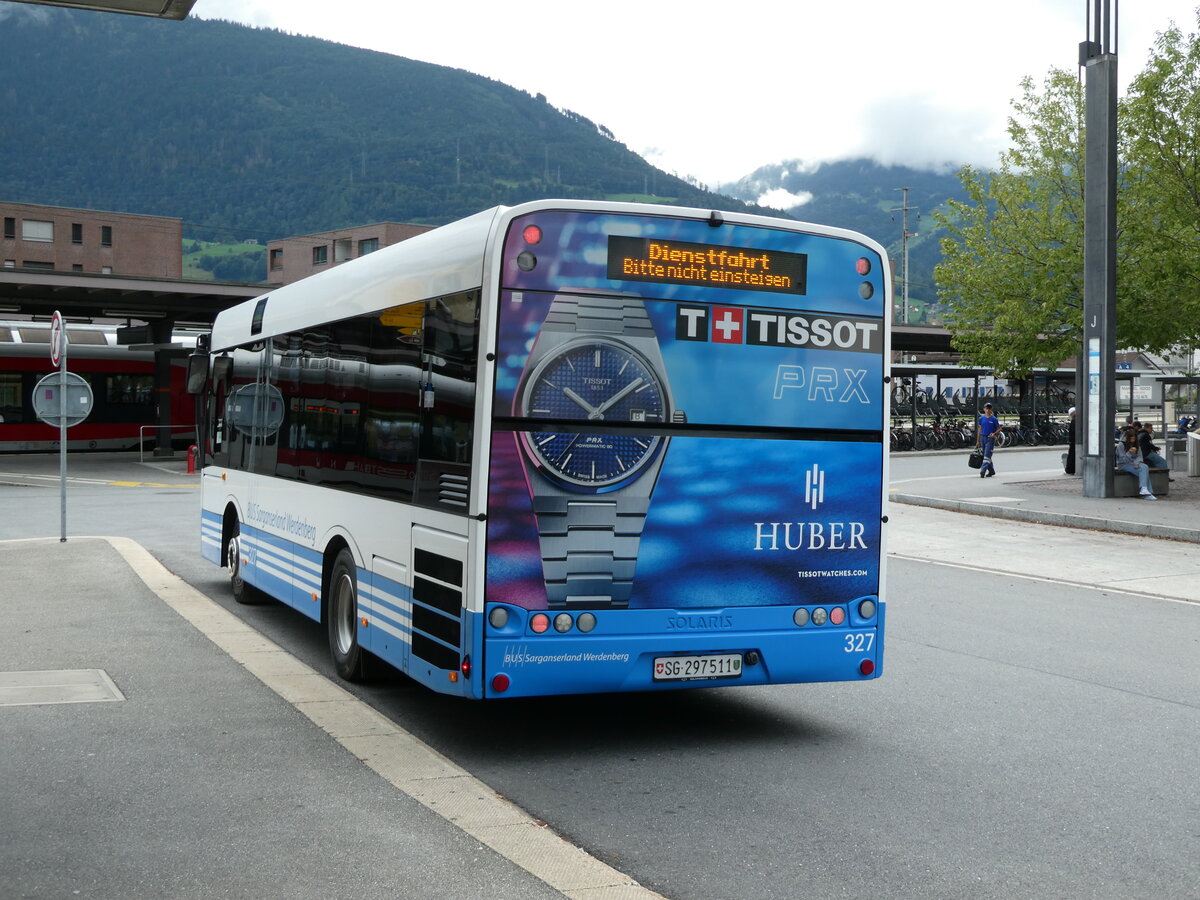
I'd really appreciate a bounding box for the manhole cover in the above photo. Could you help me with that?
[0,669,125,707]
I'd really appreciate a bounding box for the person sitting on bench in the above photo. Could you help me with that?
[1116,429,1157,501]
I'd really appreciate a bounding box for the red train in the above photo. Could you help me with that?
[0,320,196,452]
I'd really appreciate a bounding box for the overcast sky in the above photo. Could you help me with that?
[192,1,1198,186]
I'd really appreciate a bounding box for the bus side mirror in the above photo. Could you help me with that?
[212,355,233,386]
[186,354,208,395]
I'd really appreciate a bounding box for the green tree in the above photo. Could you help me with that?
[934,69,1087,376]
[935,12,1200,374]
[1121,18,1200,351]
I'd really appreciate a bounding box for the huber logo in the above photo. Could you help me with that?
[804,463,825,511]
[753,462,869,551]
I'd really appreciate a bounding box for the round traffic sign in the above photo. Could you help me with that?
[33,371,94,428]
[49,310,65,367]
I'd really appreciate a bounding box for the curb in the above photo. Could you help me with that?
[890,493,1200,545]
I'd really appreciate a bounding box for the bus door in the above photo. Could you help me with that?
[227,343,290,603]
[404,291,480,695]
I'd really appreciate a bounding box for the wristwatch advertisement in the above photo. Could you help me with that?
[513,294,680,609]
[485,208,886,612]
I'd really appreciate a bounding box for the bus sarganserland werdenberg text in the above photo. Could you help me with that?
[191,200,889,699]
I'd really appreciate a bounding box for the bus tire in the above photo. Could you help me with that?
[225,520,264,607]
[328,548,366,682]
[227,525,256,605]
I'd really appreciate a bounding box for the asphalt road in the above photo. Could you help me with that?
[2,452,1197,899]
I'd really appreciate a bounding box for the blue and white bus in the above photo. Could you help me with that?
[193,200,889,698]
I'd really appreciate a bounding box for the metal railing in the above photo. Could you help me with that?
[137,423,196,464]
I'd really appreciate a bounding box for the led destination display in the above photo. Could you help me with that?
[608,235,807,295]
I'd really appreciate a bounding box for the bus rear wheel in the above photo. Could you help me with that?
[328,548,366,682]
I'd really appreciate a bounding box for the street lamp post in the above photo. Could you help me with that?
[1080,0,1118,498]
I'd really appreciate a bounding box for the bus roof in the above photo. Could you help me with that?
[208,200,886,352]
[209,206,503,351]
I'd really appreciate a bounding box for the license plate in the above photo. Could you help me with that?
[653,653,743,682]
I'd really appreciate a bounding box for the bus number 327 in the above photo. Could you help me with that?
[845,633,875,653]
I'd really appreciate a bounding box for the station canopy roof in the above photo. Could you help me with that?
[0,268,260,327]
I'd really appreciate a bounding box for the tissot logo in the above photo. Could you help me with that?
[676,304,880,353]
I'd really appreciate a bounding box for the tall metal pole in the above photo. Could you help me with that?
[892,188,918,324]
[1080,0,1118,497]
[58,319,68,542]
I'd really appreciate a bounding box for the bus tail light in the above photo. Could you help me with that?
[858,598,877,619]
[460,656,472,680]
[829,607,846,626]
[530,613,550,634]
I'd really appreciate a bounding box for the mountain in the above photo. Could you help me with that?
[0,5,970,310]
[722,160,970,323]
[0,6,774,242]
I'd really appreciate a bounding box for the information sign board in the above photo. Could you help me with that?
[33,371,94,428]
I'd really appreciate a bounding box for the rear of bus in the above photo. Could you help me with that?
[481,203,888,697]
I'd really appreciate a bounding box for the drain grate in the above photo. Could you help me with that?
[0,669,125,707]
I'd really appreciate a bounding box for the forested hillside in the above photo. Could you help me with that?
[0,6,768,242]
[723,160,970,323]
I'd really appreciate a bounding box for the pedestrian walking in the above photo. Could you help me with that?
[977,402,999,478]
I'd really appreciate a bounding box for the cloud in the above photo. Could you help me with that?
[852,93,1008,171]
[192,0,279,28]
[756,188,814,211]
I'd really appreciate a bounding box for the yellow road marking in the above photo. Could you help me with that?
[108,480,181,487]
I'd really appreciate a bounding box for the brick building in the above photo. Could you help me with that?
[266,221,434,285]
[1,201,182,278]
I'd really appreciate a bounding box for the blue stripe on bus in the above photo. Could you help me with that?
[360,575,413,632]
[200,510,222,564]
[361,571,418,676]
[200,513,471,699]
[237,524,322,622]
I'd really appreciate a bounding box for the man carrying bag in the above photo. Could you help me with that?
[975,402,999,478]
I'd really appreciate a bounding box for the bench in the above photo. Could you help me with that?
[1113,467,1169,497]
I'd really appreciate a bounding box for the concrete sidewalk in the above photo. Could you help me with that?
[891,450,1200,544]
[0,534,656,900]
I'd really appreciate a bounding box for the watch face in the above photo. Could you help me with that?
[519,337,667,488]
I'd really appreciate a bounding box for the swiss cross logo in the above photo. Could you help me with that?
[710,307,744,343]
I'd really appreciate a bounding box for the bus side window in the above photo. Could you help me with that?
[223,346,262,472]
[415,291,479,509]
[365,304,422,500]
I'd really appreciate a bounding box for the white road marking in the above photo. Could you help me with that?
[102,536,664,900]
